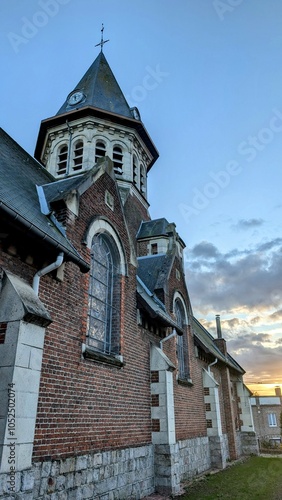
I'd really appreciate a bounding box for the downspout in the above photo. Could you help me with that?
[160,328,177,350]
[208,358,218,373]
[33,252,64,295]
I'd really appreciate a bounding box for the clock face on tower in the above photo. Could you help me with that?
[67,90,85,106]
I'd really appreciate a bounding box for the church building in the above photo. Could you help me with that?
[0,42,258,498]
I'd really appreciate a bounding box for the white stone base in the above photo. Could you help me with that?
[0,445,154,499]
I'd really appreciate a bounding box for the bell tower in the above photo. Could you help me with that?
[34,32,158,209]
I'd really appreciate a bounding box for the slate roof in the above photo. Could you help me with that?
[0,128,89,272]
[192,316,245,374]
[35,53,159,170]
[57,52,133,119]
[137,218,170,239]
[137,254,173,293]
[42,174,85,204]
[137,277,182,333]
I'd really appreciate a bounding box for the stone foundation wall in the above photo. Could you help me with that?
[240,432,259,456]
[0,445,154,499]
[154,436,211,495]
[209,434,229,469]
[178,437,211,480]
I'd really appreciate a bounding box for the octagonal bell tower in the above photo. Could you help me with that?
[34,42,158,210]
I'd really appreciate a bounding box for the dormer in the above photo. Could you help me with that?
[34,51,158,209]
[136,218,186,266]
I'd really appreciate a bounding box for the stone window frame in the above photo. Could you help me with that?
[140,163,146,196]
[112,144,123,175]
[95,139,107,163]
[56,142,69,175]
[72,139,84,172]
[133,154,139,188]
[82,219,127,367]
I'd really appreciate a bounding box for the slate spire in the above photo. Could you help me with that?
[56,51,133,119]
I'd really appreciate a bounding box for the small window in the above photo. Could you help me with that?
[57,145,68,175]
[151,243,158,255]
[268,413,277,427]
[113,146,123,174]
[133,155,138,187]
[73,141,83,171]
[175,298,190,380]
[95,141,106,163]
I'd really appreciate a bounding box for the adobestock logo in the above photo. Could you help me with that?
[213,0,244,21]
[179,107,282,223]
[7,0,72,54]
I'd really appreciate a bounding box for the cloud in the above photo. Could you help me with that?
[186,237,282,381]
[257,238,282,252]
[268,309,282,321]
[185,238,282,313]
[232,218,265,231]
[190,241,220,259]
[228,336,282,382]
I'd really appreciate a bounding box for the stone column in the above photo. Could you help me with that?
[0,270,51,473]
[150,345,181,495]
[236,381,259,455]
[203,368,228,468]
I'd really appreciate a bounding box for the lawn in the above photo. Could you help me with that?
[181,456,282,500]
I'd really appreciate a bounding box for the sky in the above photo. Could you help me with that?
[1,0,282,393]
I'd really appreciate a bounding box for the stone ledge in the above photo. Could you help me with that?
[82,344,124,368]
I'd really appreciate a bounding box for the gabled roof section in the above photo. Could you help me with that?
[137,218,170,239]
[41,157,112,210]
[57,52,133,119]
[42,174,85,204]
[0,128,89,273]
[192,316,245,374]
[137,253,174,295]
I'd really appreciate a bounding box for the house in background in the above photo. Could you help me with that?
[0,46,258,498]
[251,387,282,446]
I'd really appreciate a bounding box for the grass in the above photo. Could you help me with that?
[180,456,282,500]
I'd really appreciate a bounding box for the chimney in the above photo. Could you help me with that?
[214,314,227,355]
[275,386,281,397]
[216,315,222,339]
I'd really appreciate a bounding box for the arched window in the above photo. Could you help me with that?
[95,141,106,163]
[73,140,83,171]
[57,144,68,175]
[175,298,189,380]
[133,155,138,187]
[113,146,123,174]
[87,234,120,355]
[140,164,146,195]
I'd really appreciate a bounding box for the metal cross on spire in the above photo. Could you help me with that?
[95,24,109,52]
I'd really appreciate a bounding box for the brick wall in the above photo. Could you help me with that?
[160,253,208,442]
[30,172,155,460]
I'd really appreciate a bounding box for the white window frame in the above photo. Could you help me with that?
[268,413,277,427]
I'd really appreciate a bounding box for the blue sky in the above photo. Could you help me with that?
[1,0,282,389]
